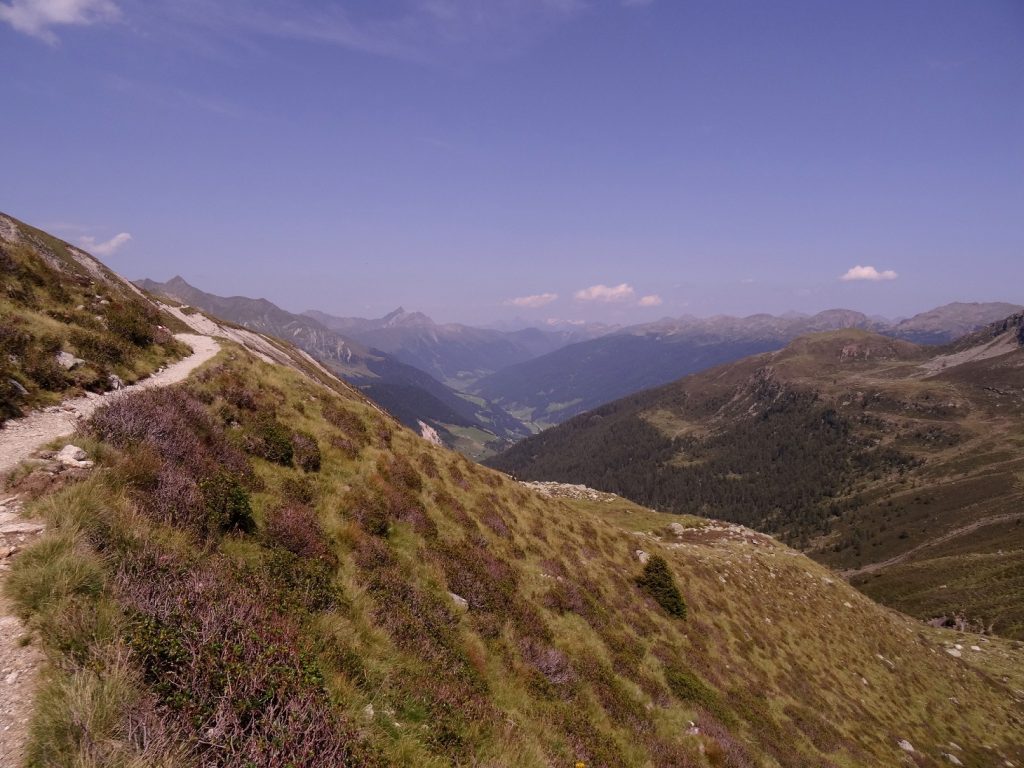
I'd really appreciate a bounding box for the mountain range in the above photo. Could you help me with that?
[136,277,532,458]
[303,307,598,388]
[471,303,1021,428]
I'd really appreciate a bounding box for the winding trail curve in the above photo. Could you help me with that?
[0,334,220,479]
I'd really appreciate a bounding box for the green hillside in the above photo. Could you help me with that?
[0,213,187,424]
[491,324,1024,639]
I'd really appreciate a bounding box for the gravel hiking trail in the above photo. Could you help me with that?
[0,333,218,766]
[0,334,220,479]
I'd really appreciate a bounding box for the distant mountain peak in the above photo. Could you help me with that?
[381,307,434,328]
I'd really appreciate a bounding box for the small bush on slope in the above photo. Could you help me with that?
[636,554,688,619]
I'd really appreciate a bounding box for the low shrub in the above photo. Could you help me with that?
[199,471,255,535]
[264,504,332,561]
[636,555,687,619]
[291,430,322,472]
[120,557,372,767]
[88,387,253,537]
[379,454,422,493]
[322,401,370,447]
[69,328,128,366]
[105,301,158,347]
[243,415,294,466]
[281,475,317,505]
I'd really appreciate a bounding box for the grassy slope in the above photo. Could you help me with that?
[5,344,1023,767]
[490,327,1024,638]
[0,213,187,423]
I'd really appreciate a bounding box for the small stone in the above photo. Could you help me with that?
[970,645,981,652]
[55,351,85,370]
[945,648,962,658]
[4,671,18,685]
[685,726,700,736]
[897,739,915,753]
[843,601,853,608]
[0,522,43,536]
[635,550,650,565]
[668,522,686,535]
[448,592,469,611]
[107,374,125,390]
[56,444,94,469]
[363,704,375,720]
[944,754,963,766]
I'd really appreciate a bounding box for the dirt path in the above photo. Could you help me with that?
[0,333,218,766]
[0,495,45,768]
[841,511,1023,578]
[0,334,220,480]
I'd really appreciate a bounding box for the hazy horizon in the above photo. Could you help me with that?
[138,272,1020,330]
[3,0,1022,324]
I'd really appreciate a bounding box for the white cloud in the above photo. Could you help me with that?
[80,232,132,257]
[638,294,662,307]
[840,265,898,282]
[574,283,635,302]
[0,0,119,43]
[505,292,558,308]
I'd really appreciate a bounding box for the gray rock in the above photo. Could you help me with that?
[897,739,915,753]
[57,444,94,469]
[448,592,469,611]
[7,379,28,396]
[108,374,125,390]
[944,754,963,766]
[668,522,686,535]
[636,549,650,565]
[0,522,44,535]
[55,351,86,370]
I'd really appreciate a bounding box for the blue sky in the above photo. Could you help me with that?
[2,0,1022,324]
